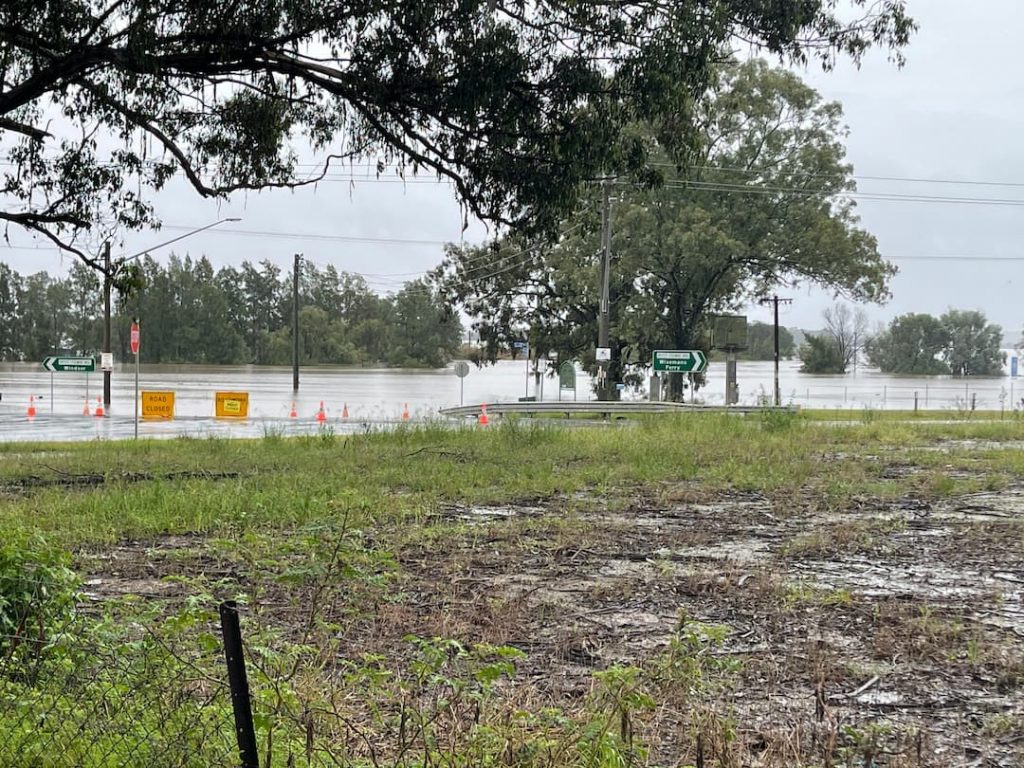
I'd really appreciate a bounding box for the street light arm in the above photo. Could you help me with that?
[118,217,241,266]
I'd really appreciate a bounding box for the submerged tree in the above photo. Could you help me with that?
[865,310,1004,377]
[440,60,895,397]
[799,334,846,375]
[941,310,1004,377]
[867,313,951,374]
[745,322,795,361]
[0,2,912,269]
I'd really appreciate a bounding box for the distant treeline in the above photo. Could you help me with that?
[0,256,461,368]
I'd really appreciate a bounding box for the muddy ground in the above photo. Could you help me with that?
[79,443,1024,767]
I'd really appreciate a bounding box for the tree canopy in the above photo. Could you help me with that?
[798,333,845,375]
[0,258,461,367]
[866,312,950,374]
[865,310,1004,377]
[439,59,895,396]
[940,310,1004,377]
[0,1,912,268]
[798,303,870,374]
[745,321,795,361]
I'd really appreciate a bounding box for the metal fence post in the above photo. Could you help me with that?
[220,601,259,768]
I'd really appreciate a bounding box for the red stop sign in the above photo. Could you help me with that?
[130,322,140,355]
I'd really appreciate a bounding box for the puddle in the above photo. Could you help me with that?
[857,690,901,706]
[934,488,1024,520]
[687,500,775,519]
[83,576,181,599]
[445,504,546,522]
[790,557,1024,633]
[793,558,999,599]
[916,440,1024,453]
[667,538,772,564]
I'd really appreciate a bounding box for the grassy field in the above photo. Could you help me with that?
[1,413,1023,766]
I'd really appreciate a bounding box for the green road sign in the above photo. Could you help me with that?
[559,361,577,389]
[43,356,96,373]
[652,349,707,374]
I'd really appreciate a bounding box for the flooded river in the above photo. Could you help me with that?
[0,357,1018,442]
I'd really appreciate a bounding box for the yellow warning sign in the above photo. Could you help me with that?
[141,391,175,420]
[215,391,249,419]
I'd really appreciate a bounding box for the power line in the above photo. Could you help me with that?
[159,225,448,246]
[11,145,1024,193]
[9,214,1024,266]
[635,179,1024,208]
[644,161,1024,190]
[11,149,1024,190]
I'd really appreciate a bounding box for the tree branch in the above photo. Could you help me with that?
[0,117,51,141]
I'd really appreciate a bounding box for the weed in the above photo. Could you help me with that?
[758,407,803,433]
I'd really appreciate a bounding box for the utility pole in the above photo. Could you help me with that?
[102,241,112,408]
[97,218,240,409]
[760,294,792,407]
[598,178,612,400]
[292,253,301,392]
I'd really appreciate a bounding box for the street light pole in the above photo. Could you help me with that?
[100,217,240,408]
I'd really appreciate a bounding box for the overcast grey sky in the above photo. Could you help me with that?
[3,1,1023,337]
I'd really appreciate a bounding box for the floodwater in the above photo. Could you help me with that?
[0,360,593,442]
[0,357,1018,442]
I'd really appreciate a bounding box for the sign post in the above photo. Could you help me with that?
[513,340,529,397]
[215,392,250,419]
[651,350,708,374]
[131,320,140,439]
[652,350,708,403]
[43,356,96,373]
[558,361,577,402]
[141,391,175,420]
[41,357,98,415]
[454,361,470,406]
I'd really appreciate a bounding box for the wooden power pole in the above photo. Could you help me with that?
[760,294,792,407]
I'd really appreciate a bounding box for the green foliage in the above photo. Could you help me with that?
[387,279,464,368]
[743,321,795,360]
[0,534,79,670]
[867,313,951,374]
[0,258,460,368]
[0,594,237,767]
[649,614,741,700]
[941,309,1005,376]
[441,60,894,395]
[867,309,1005,377]
[0,1,913,261]
[799,334,846,374]
[759,406,803,433]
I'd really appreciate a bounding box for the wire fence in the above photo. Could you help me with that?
[0,572,242,767]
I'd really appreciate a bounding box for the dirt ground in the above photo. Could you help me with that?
[78,443,1024,768]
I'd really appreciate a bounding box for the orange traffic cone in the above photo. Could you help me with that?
[289,400,297,419]
[94,397,105,418]
[478,404,488,426]
[316,401,327,423]
[402,403,410,422]
[26,395,36,420]
[82,398,90,416]
[341,403,349,420]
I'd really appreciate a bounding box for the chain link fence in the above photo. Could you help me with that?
[1,567,242,767]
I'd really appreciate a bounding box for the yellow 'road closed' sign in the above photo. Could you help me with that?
[215,391,249,419]
[141,391,175,420]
